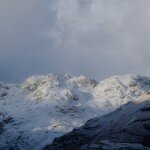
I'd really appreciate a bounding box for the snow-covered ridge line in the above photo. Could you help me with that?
[0,73,150,149]
[93,74,150,114]
[21,73,97,101]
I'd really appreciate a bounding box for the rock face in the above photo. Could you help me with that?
[0,115,13,132]
[0,73,150,149]
[44,97,150,150]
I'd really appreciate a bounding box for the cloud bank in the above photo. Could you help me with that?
[0,0,150,82]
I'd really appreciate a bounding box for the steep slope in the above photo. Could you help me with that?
[45,95,150,150]
[0,73,150,149]
[0,74,98,149]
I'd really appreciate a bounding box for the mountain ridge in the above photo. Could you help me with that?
[0,73,150,149]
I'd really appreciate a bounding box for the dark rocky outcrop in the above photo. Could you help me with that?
[44,99,150,150]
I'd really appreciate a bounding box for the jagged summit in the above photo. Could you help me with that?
[22,73,97,90]
[21,73,97,101]
[0,73,150,149]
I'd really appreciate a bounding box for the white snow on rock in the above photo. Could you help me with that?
[93,74,150,114]
[47,96,150,150]
[0,73,150,149]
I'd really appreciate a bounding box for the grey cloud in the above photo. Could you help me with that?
[0,0,150,83]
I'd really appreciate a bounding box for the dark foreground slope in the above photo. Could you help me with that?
[44,95,150,150]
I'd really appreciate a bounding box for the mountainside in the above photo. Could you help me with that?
[0,73,150,149]
[45,96,150,150]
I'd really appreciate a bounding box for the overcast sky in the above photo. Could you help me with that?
[0,0,150,83]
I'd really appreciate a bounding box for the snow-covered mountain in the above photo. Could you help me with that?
[45,96,150,150]
[93,74,150,114]
[0,73,150,149]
